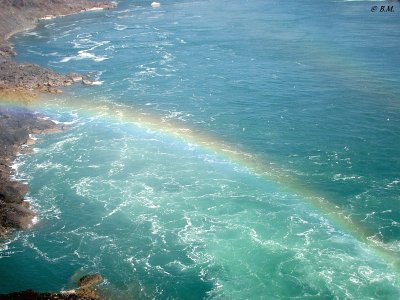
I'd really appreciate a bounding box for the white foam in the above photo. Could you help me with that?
[114,24,128,31]
[163,111,183,120]
[35,162,60,170]
[30,215,39,227]
[84,7,104,12]
[11,161,23,171]
[23,31,42,37]
[60,50,108,63]
[40,15,56,20]
[72,177,95,197]
[50,117,78,125]
[0,233,20,254]
[72,38,110,51]
[385,179,399,188]
[29,134,38,141]
[333,173,362,181]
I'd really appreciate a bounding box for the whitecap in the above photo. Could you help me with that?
[72,177,95,197]
[29,134,38,141]
[35,161,70,172]
[51,119,78,125]
[23,31,42,37]
[60,50,109,63]
[0,232,21,254]
[88,165,100,168]
[40,15,56,20]
[114,24,128,31]
[30,215,40,227]
[385,179,400,188]
[84,7,104,12]
[333,173,362,181]
[72,37,110,50]
[163,111,183,120]
[11,161,24,171]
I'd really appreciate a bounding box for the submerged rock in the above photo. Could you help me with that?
[69,73,83,83]
[0,274,104,299]
[82,79,94,86]
[77,274,103,288]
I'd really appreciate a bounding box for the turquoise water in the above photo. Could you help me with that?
[1,0,400,298]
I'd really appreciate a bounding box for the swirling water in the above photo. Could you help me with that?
[1,0,400,298]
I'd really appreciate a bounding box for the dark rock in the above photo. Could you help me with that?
[0,181,28,203]
[0,0,116,98]
[0,107,61,236]
[82,79,94,86]
[69,73,83,83]
[0,274,105,299]
[77,274,103,288]
[4,202,34,229]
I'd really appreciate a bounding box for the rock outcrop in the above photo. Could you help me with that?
[0,0,115,58]
[0,0,115,235]
[0,1,113,298]
[77,274,103,288]
[0,0,115,99]
[0,60,96,98]
[0,273,104,299]
[0,107,63,236]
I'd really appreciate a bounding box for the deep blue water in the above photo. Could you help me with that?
[1,0,400,298]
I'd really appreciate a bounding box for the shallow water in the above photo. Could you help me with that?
[1,0,400,298]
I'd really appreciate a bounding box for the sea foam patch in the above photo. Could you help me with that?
[60,50,109,62]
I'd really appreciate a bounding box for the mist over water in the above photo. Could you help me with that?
[2,0,400,298]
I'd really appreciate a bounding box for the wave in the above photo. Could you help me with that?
[60,50,109,63]
[22,31,43,38]
[51,119,78,125]
[114,24,128,31]
[72,38,110,50]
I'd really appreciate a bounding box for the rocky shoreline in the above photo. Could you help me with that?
[0,0,114,238]
[0,0,115,100]
[0,106,64,236]
[0,273,104,299]
[0,1,115,298]
[0,59,88,99]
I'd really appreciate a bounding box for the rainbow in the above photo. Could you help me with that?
[1,95,399,273]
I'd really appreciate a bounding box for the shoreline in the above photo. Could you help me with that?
[0,106,64,237]
[0,0,116,100]
[0,0,115,237]
[0,1,116,299]
[0,273,105,299]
